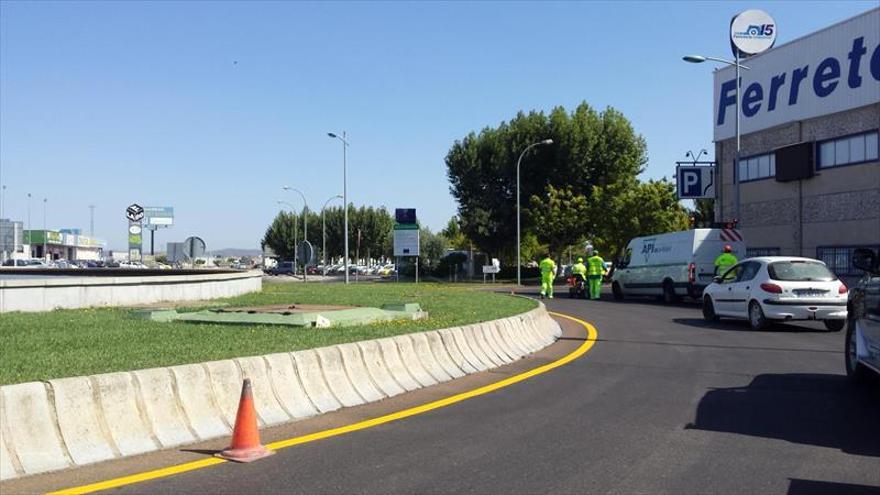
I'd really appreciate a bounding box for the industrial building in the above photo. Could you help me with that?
[713,8,880,279]
[22,229,106,260]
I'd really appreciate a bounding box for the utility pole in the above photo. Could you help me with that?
[89,205,95,237]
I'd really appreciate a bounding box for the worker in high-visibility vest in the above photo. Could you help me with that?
[714,245,738,279]
[571,257,587,280]
[586,250,606,300]
[539,253,557,299]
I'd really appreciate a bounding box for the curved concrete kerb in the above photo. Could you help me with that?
[0,301,560,481]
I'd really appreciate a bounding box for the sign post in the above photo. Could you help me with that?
[393,208,419,283]
[144,207,174,256]
[126,204,144,263]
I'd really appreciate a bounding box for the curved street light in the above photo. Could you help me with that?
[321,194,344,275]
[328,131,350,284]
[277,200,299,274]
[516,139,554,286]
[281,186,308,242]
[683,54,750,223]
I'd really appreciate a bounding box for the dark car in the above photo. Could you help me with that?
[845,248,880,383]
[265,261,295,276]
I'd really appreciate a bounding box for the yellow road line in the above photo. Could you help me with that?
[48,311,597,495]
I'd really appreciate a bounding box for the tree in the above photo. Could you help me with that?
[590,178,691,260]
[440,216,470,250]
[527,184,590,260]
[261,211,299,260]
[692,199,715,227]
[446,102,647,264]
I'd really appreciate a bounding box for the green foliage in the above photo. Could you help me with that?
[445,102,647,264]
[692,198,715,226]
[590,178,691,259]
[528,184,590,259]
[264,205,395,263]
[440,216,471,250]
[0,284,535,385]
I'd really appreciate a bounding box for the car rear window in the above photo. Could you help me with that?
[768,261,837,281]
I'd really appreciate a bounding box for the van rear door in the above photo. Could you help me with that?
[692,229,746,284]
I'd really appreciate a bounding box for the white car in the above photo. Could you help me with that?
[702,256,848,331]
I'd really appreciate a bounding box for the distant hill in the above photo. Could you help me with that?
[213,248,263,257]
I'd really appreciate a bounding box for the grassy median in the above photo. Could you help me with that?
[0,282,535,385]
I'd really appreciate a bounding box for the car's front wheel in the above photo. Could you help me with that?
[845,318,871,384]
[823,319,845,332]
[612,282,624,301]
[748,301,767,331]
[702,296,719,322]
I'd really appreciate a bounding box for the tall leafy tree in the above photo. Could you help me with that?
[527,184,590,260]
[590,178,691,259]
[446,101,648,264]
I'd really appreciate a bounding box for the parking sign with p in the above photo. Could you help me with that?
[677,166,715,199]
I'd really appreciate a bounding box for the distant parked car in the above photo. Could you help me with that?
[702,257,847,332]
[845,248,880,383]
[266,261,295,275]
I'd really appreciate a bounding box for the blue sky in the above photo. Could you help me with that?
[1,0,875,251]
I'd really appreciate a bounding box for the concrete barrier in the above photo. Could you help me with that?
[263,353,319,420]
[169,364,231,438]
[409,333,453,383]
[337,344,386,403]
[357,341,407,398]
[235,357,291,427]
[132,369,197,448]
[375,338,421,392]
[48,377,117,466]
[425,332,466,379]
[0,382,71,475]
[315,347,366,408]
[393,336,438,387]
[0,270,262,313]
[92,373,159,457]
[291,350,343,414]
[0,302,560,481]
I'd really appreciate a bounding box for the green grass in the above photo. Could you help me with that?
[0,282,535,385]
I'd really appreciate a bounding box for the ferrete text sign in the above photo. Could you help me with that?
[677,166,715,199]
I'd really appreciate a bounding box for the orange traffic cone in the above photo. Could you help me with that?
[215,379,275,463]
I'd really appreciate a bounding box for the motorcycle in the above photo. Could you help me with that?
[567,274,588,299]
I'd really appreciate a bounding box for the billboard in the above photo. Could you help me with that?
[714,9,879,141]
[145,206,174,228]
[393,225,420,257]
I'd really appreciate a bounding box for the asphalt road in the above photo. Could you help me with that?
[20,290,880,494]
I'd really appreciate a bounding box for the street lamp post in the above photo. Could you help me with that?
[328,131,350,284]
[26,193,31,254]
[322,194,343,276]
[683,54,750,223]
[277,200,299,274]
[516,139,554,286]
[42,198,47,261]
[281,186,308,242]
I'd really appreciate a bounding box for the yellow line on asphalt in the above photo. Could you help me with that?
[48,311,597,495]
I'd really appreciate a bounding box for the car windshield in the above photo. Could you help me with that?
[768,261,837,281]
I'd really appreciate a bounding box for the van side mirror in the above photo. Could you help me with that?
[712,276,722,283]
[852,248,879,274]
[615,258,627,269]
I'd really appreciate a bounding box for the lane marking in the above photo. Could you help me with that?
[48,311,597,495]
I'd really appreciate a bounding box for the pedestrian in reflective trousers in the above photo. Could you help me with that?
[714,245,738,279]
[539,253,557,299]
[587,251,606,300]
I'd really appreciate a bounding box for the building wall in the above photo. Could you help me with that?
[714,103,880,259]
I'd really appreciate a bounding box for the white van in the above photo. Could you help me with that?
[610,229,746,303]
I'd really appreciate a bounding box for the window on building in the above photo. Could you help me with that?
[817,245,880,277]
[746,247,781,257]
[738,153,776,182]
[818,131,879,169]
